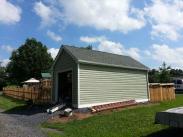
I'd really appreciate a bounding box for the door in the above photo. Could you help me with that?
[58,70,72,105]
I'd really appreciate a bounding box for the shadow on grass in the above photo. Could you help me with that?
[145,128,183,137]
[3,104,53,116]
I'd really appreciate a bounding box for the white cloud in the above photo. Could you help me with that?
[0,59,10,67]
[34,1,55,26]
[80,36,106,43]
[1,45,14,53]
[80,36,141,60]
[48,48,59,59]
[97,40,123,55]
[145,0,183,40]
[34,0,145,32]
[146,44,183,68]
[59,0,145,33]
[125,48,140,60]
[0,0,21,24]
[47,30,62,42]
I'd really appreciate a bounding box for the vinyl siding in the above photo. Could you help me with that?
[79,63,148,106]
[52,50,78,106]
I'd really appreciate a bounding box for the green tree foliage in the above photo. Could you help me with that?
[170,69,183,77]
[148,69,159,83]
[0,63,7,90]
[148,62,172,83]
[6,38,53,84]
[85,45,92,50]
[158,62,171,83]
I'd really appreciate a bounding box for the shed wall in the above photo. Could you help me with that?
[79,63,148,107]
[52,50,78,106]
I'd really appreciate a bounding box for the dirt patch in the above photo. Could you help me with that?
[47,112,93,123]
[47,103,156,124]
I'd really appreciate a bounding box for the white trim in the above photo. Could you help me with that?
[135,99,149,103]
[146,72,150,100]
[77,63,80,108]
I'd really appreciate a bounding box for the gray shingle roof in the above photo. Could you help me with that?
[63,45,149,70]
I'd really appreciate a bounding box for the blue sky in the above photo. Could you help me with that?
[1,0,183,69]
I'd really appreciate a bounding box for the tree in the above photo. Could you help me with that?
[158,62,171,83]
[0,62,7,90]
[148,69,159,83]
[148,62,172,83]
[85,45,92,50]
[170,69,183,77]
[7,38,53,84]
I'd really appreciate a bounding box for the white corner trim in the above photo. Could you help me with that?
[135,99,149,103]
[77,63,80,107]
[147,72,150,100]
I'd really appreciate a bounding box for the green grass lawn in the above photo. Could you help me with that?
[42,95,183,137]
[0,95,26,110]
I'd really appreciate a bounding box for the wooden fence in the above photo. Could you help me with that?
[3,83,175,104]
[3,86,51,103]
[149,83,175,102]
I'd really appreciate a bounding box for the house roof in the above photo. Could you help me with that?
[61,45,149,71]
[41,73,51,78]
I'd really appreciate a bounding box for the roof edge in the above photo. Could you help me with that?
[62,45,79,63]
[78,60,149,71]
[52,45,79,70]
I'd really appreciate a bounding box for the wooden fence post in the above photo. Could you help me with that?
[160,84,163,101]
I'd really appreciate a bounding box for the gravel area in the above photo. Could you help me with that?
[0,105,56,137]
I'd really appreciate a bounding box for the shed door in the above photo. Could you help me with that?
[58,70,72,105]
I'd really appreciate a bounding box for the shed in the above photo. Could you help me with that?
[52,45,149,108]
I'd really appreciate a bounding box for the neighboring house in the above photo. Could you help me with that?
[41,73,52,87]
[41,73,51,79]
[52,45,149,108]
[172,77,183,91]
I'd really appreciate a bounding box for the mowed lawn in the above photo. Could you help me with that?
[42,95,183,137]
[0,95,26,110]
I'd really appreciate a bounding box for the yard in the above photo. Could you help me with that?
[0,95,183,137]
[42,95,183,137]
[0,95,26,110]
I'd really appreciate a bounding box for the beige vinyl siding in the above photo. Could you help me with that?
[79,63,148,106]
[52,50,78,106]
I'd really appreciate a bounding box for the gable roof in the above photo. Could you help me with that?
[59,45,149,71]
